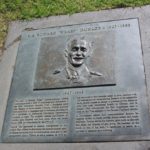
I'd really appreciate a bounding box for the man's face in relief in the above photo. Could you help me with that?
[68,39,89,67]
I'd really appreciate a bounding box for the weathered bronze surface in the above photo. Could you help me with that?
[2,19,150,143]
[34,30,116,89]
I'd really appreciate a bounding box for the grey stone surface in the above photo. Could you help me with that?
[1,4,150,149]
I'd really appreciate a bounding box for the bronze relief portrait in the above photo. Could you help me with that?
[34,32,116,89]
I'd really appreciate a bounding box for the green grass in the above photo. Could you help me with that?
[0,0,150,50]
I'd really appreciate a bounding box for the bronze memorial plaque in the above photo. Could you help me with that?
[2,18,150,142]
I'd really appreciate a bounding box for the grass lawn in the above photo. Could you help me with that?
[0,0,150,52]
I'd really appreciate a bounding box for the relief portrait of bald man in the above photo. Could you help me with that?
[34,32,116,89]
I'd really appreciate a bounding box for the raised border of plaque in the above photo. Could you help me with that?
[1,18,150,143]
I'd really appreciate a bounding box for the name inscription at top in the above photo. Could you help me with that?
[25,21,131,38]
